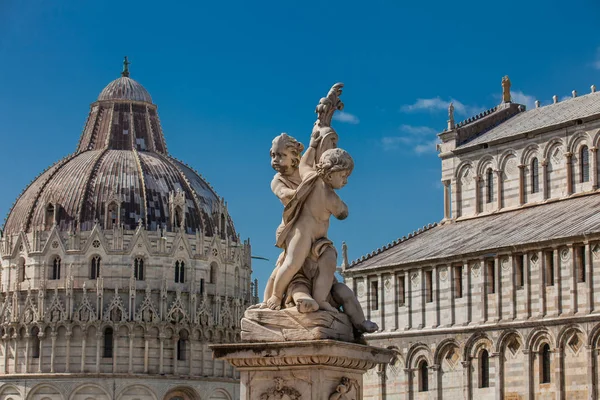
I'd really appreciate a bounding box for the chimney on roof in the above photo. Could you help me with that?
[501,75,511,103]
[592,85,597,93]
[553,95,558,104]
[535,100,540,108]
[572,90,577,98]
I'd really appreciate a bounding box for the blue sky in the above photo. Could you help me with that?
[1,0,599,295]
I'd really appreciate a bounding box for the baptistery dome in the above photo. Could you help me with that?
[4,59,232,238]
[0,59,256,400]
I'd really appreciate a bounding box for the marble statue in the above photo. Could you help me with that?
[244,83,377,342]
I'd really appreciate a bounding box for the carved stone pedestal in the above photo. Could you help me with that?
[211,340,393,400]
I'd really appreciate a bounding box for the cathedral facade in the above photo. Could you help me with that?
[0,60,256,400]
[343,79,600,399]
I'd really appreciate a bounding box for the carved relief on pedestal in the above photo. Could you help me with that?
[260,377,301,400]
[329,377,358,400]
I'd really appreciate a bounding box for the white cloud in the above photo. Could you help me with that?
[400,97,477,115]
[414,140,439,154]
[512,90,536,110]
[398,124,437,135]
[382,124,440,154]
[593,47,600,70]
[333,111,359,124]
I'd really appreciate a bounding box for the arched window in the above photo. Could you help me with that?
[175,260,185,283]
[418,360,429,392]
[174,206,183,228]
[210,262,218,284]
[176,331,188,361]
[531,158,539,193]
[17,257,26,283]
[106,202,118,229]
[480,349,490,388]
[31,327,40,359]
[90,256,101,279]
[581,146,590,183]
[51,257,61,280]
[235,267,240,296]
[103,328,113,358]
[199,278,205,295]
[134,257,144,281]
[45,203,55,230]
[541,343,551,383]
[486,168,494,203]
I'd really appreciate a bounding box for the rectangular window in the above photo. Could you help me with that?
[397,275,405,306]
[577,246,586,283]
[544,251,554,286]
[486,260,496,294]
[370,280,379,311]
[516,255,524,289]
[200,278,205,295]
[425,270,433,303]
[454,265,463,298]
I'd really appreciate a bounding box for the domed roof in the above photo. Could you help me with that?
[98,76,153,103]
[3,58,236,238]
[97,57,152,103]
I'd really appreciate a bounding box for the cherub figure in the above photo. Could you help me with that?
[329,377,356,400]
[266,142,353,312]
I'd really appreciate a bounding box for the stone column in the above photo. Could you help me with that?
[200,342,205,376]
[128,333,134,374]
[519,164,526,205]
[443,180,451,220]
[586,242,594,314]
[465,261,472,325]
[50,332,57,373]
[587,346,596,400]
[211,341,393,400]
[405,272,412,330]
[539,250,546,317]
[159,334,165,375]
[571,245,578,314]
[525,253,532,319]
[495,169,503,210]
[13,335,18,374]
[481,259,487,323]
[404,368,413,400]
[37,332,44,373]
[394,273,399,330]
[449,265,455,326]
[554,348,564,400]
[112,331,118,373]
[493,352,503,399]
[434,266,440,328]
[96,332,102,373]
[65,332,71,373]
[591,147,598,190]
[510,254,517,320]
[523,350,532,400]
[144,336,149,373]
[554,248,561,316]
[542,159,549,200]
[173,335,179,375]
[81,335,86,373]
[429,364,439,400]
[566,152,574,195]
[495,256,501,322]
[3,337,9,374]
[462,360,472,400]
[24,333,29,374]
[378,274,384,331]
